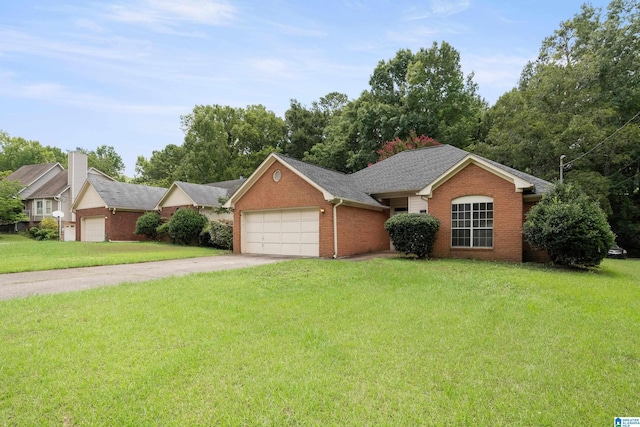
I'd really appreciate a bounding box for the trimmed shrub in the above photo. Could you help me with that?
[167,208,207,245]
[384,213,440,259]
[156,222,170,240]
[135,211,163,239]
[29,217,59,241]
[524,182,615,267]
[208,219,233,250]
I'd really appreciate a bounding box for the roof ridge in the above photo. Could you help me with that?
[275,153,350,176]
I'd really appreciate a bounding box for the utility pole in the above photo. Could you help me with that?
[560,155,566,182]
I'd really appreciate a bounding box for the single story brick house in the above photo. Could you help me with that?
[72,178,166,242]
[156,178,245,221]
[224,144,551,262]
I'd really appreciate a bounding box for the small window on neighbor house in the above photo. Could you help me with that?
[273,170,282,182]
[451,196,493,248]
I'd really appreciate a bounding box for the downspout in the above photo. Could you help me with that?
[332,199,344,259]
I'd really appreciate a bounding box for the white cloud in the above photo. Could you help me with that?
[107,0,236,28]
[405,0,471,20]
[430,0,470,17]
[248,58,301,80]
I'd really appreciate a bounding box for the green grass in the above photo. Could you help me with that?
[0,233,225,273]
[1,257,638,425]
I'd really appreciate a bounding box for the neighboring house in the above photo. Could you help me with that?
[156,178,245,221]
[72,178,166,242]
[5,152,113,239]
[225,144,551,262]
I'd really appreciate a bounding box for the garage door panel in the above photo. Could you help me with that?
[242,208,319,256]
[281,232,301,243]
[300,221,316,233]
[82,216,105,242]
[300,232,318,244]
[263,222,281,233]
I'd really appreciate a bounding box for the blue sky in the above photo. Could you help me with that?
[0,0,611,177]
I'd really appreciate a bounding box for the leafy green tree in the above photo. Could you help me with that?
[0,173,29,225]
[523,183,615,267]
[76,145,126,180]
[134,144,185,187]
[283,92,348,160]
[473,0,640,254]
[0,130,67,172]
[305,43,486,172]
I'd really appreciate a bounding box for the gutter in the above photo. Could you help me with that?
[332,199,344,259]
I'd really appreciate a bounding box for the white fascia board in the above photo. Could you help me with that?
[417,155,534,197]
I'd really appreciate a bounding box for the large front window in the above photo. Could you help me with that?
[451,196,493,248]
[35,200,52,216]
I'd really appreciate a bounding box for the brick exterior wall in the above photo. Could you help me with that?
[75,207,154,242]
[429,163,525,263]
[233,160,389,258]
[335,204,390,257]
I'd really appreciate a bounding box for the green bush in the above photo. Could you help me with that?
[208,219,233,250]
[135,211,163,239]
[384,213,440,259]
[523,182,615,267]
[156,222,170,239]
[167,209,207,245]
[29,217,59,240]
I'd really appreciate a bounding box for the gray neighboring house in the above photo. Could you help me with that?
[72,178,166,242]
[156,178,246,221]
[4,152,112,239]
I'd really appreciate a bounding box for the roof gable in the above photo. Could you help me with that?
[27,170,69,198]
[226,153,386,210]
[158,181,228,208]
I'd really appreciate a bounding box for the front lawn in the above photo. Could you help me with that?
[1,258,638,425]
[0,233,224,273]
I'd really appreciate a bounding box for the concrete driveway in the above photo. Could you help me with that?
[0,254,294,300]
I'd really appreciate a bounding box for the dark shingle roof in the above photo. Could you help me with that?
[174,181,229,207]
[352,145,468,193]
[276,154,386,207]
[89,178,165,210]
[5,163,61,188]
[275,145,550,205]
[206,178,246,196]
[28,170,69,198]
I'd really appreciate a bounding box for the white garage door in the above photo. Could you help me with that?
[82,216,105,242]
[242,208,319,256]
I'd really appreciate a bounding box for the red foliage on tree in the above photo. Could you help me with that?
[376,131,441,161]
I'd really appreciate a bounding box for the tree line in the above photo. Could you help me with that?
[2,0,639,253]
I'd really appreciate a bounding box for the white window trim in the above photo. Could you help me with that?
[35,199,53,216]
[451,196,494,248]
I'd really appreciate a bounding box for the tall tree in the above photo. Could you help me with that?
[135,104,285,185]
[78,145,126,180]
[0,130,67,172]
[0,171,29,225]
[474,0,640,254]
[305,43,486,172]
[283,92,348,160]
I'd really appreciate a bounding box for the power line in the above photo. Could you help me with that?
[565,110,640,167]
